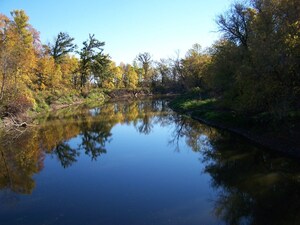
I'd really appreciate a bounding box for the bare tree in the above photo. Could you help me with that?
[136,52,152,85]
[216,3,252,48]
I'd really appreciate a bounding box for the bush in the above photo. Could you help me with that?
[86,90,105,101]
[33,93,50,112]
[6,95,34,115]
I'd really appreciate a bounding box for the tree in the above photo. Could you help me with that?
[124,64,138,89]
[155,59,171,85]
[136,52,152,86]
[0,10,37,113]
[0,14,11,100]
[8,10,37,90]
[210,0,300,117]
[205,40,238,96]
[181,44,211,89]
[35,54,62,91]
[113,65,124,88]
[91,52,111,88]
[78,34,110,89]
[50,32,77,63]
[216,2,254,49]
[59,55,79,88]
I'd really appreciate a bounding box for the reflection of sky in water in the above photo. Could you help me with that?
[1,101,299,225]
[0,113,221,225]
[89,108,101,116]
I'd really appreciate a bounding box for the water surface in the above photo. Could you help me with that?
[0,100,299,225]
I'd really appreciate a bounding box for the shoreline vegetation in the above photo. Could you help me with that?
[0,88,154,129]
[169,89,300,159]
[1,0,299,158]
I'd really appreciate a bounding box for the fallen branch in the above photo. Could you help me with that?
[6,112,30,128]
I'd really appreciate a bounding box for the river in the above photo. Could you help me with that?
[0,99,299,225]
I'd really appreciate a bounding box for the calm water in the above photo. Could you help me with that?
[0,100,299,225]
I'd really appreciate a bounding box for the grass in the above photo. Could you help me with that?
[169,88,216,112]
[169,90,252,129]
[170,89,300,139]
[83,89,105,108]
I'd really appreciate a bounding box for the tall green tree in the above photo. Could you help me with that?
[181,44,211,89]
[124,64,138,89]
[50,32,77,63]
[78,34,110,89]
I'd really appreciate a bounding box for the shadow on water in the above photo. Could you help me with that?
[170,116,300,225]
[202,133,300,225]
[0,99,300,225]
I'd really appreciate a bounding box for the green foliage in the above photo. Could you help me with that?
[123,64,139,89]
[169,88,216,112]
[78,34,110,89]
[50,32,77,63]
[83,89,105,107]
[33,93,50,112]
[1,2,300,125]
[202,0,300,119]
[86,90,105,101]
[181,44,211,89]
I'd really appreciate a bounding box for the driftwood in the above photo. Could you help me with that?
[5,112,29,128]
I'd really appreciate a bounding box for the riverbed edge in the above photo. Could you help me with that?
[0,89,177,130]
[169,103,300,159]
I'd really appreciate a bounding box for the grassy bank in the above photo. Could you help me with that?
[169,90,300,158]
[0,88,156,128]
[0,89,106,128]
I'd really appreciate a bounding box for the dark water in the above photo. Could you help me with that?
[0,100,299,225]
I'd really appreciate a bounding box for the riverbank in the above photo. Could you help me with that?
[0,89,105,129]
[0,88,164,130]
[169,95,300,159]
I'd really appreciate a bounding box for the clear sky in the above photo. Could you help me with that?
[1,0,232,64]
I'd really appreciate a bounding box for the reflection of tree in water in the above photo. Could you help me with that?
[79,120,112,161]
[0,130,45,195]
[169,114,217,152]
[0,99,173,194]
[47,100,175,166]
[136,114,152,134]
[135,100,176,135]
[1,98,300,225]
[53,142,79,168]
[168,116,300,225]
[201,134,300,225]
[51,100,175,167]
[51,115,114,167]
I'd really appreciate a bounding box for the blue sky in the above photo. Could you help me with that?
[1,0,232,64]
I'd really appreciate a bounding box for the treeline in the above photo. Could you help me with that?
[1,0,300,120]
[0,9,192,117]
[207,0,300,118]
[174,0,300,119]
[0,10,166,116]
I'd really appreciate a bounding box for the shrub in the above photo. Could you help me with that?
[6,94,34,115]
